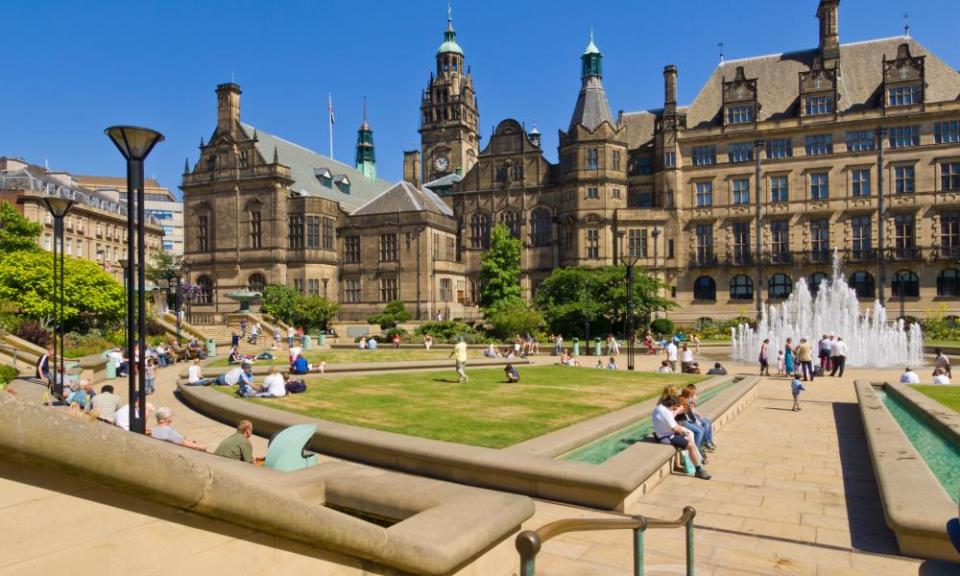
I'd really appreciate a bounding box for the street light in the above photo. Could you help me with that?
[106,125,164,435]
[876,126,888,307]
[652,226,661,321]
[619,232,640,371]
[42,196,74,399]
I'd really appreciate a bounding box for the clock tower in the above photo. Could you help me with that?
[419,7,479,183]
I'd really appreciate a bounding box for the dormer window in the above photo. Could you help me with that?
[883,43,925,110]
[727,105,754,125]
[804,95,834,116]
[887,85,922,107]
[314,167,333,185]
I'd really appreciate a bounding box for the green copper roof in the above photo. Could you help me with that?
[582,29,601,55]
[437,9,463,55]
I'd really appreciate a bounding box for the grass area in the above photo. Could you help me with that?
[221,365,703,448]
[922,340,960,350]
[207,348,458,367]
[911,385,960,414]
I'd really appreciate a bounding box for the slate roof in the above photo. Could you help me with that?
[684,37,960,130]
[569,75,614,133]
[350,180,453,217]
[239,123,391,211]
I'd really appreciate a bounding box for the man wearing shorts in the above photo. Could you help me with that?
[652,395,711,480]
[449,337,469,383]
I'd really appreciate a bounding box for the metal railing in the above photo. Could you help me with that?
[515,507,696,576]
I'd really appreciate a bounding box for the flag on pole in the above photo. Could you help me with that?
[328,93,335,125]
[328,93,335,159]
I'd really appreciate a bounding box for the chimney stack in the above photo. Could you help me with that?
[216,83,242,135]
[817,0,840,64]
[663,65,678,110]
[403,150,421,186]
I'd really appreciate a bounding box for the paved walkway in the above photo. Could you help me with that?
[2,350,959,575]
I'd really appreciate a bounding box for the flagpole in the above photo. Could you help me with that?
[328,93,334,159]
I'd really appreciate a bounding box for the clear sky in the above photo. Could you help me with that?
[2,1,959,196]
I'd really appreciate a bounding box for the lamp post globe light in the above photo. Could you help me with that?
[618,232,641,371]
[105,126,164,435]
[41,196,74,399]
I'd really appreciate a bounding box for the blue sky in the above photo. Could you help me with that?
[2,1,959,196]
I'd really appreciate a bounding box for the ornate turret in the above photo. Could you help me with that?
[568,30,613,133]
[355,98,376,181]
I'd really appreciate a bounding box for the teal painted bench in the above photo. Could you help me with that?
[264,424,318,472]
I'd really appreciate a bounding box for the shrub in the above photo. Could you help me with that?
[367,301,412,329]
[16,321,49,347]
[485,298,544,339]
[649,318,675,336]
[0,364,18,388]
[146,318,166,336]
[62,331,118,358]
[413,320,490,344]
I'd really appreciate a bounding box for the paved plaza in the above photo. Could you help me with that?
[1,349,958,575]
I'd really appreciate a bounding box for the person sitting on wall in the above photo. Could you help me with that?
[933,367,952,385]
[153,407,207,451]
[504,364,520,383]
[652,394,711,480]
[214,420,255,463]
[227,346,242,365]
[706,362,727,376]
[899,367,920,384]
[290,353,325,375]
[484,344,500,358]
[606,357,619,370]
[368,337,378,350]
[358,336,368,349]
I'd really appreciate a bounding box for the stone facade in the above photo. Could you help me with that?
[0,157,165,282]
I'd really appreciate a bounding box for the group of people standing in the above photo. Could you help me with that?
[758,334,848,381]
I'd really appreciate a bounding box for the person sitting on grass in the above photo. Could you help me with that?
[358,336,368,349]
[791,377,806,411]
[900,367,920,384]
[254,367,287,398]
[606,357,618,370]
[706,362,727,375]
[652,395,711,480]
[933,367,952,385]
[504,364,520,383]
[595,358,604,369]
[218,363,254,388]
[657,360,673,373]
[559,351,581,367]
[290,353,325,375]
[214,420,255,463]
[152,407,207,451]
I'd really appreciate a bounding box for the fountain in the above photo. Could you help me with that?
[731,251,923,367]
[224,289,261,313]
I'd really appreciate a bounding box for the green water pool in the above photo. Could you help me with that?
[559,379,739,464]
[875,387,960,504]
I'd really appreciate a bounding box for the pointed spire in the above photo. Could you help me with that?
[273,146,279,164]
[184,157,190,173]
[437,2,463,55]
[356,99,376,182]
[360,96,370,131]
[199,136,205,147]
[447,2,453,31]
[252,128,258,141]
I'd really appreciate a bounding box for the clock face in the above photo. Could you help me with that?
[434,156,449,172]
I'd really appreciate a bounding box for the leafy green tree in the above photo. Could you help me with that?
[479,224,521,309]
[535,266,674,337]
[368,300,412,329]
[485,297,544,339]
[0,251,124,330]
[146,251,180,284]
[292,296,340,332]
[0,201,42,253]
[260,284,300,323]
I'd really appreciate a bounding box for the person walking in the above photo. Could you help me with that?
[784,338,795,378]
[934,348,952,379]
[666,340,679,373]
[796,338,814,382]
[449,337,469,383]
[249,322,260,345]
[830,337,847,377]
[239,318,248,339]
[791,377,806,411]
[758,338,770,376]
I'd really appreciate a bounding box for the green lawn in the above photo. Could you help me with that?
[911,385,960,414]
[222,365,703,448]
[207,348,456,367]
[922,340,960,350]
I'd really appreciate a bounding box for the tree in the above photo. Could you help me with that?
[368,300,411,329]
[0,251,124,330]
[260,284,300,323]
[535,266,675,337]
[146,251,180,284]
[0,201,42,254]
[485,298,544,339]
[292,296,340,332]
[479,224,521,309]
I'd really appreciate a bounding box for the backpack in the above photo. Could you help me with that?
[285,379,307,394]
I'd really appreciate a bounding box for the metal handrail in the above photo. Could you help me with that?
[515,506,697,576]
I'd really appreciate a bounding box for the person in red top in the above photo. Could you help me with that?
[392,333,401,348]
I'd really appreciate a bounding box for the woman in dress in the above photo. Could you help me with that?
[784,338,795,377]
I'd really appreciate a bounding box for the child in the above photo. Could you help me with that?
[791,377,806,411]
[144,359,156,395]
[776,350,785,376]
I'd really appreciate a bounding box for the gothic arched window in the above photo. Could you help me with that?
[530,208,551,247]
[693,276,716,301]
[248,273,266,293]
[196,275,213,305]
[500,210,521,238]
[470,212,491,249]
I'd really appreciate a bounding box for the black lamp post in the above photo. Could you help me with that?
[415,226,425,320]
[106,125,164,435]
[876,126,888,306]
[652,225,661,321]
[42,196,74,399]
[619,232,640,371]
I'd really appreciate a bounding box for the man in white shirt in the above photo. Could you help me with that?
[900,367,920,384]
[256,367,287,398]
[933,368,951,385]
[287,326,296,348]
[288,343,302,364]
[114,401,154,431]
[666,341,679,373]
[652,395,711,480]
[829,337,847,377]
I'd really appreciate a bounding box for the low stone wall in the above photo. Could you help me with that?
[0,392,534,576]
[187,357,532,378]
[855,380,960,563]
[178,375,760,511]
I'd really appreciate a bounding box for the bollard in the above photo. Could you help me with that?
[594,337,602,356]
[302,335,313,350]
[318,333,326,346]
[634,528,644,576]
[206,338,217,358]
[572,338,580,356]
